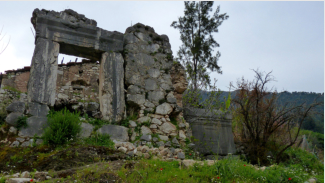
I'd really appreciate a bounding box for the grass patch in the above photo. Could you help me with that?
[83,133,114,149]
[2,86,21,93]
[117,154,321,183]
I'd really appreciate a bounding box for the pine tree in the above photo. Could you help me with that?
[171,1,229,90]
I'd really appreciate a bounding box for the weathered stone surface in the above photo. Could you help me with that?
[147,91,165,105]
[118,147,128,153]
[158,135,169,141]
[129,120,137,128]
[6,178,33,183]
[151,118,162,125]
[127,94,145,106]
[141,126,152,135]
[27,38,59,106]
[8,127,17,135]
[147,69,160,78]
[97,124,129,142]
[184,108,236,156]
[177,152,185,160]
[149,124,157,129]
[152,137,158,142]
[156,141,164,147]
[6,102,25,113]
[179,130,186,140]
[26,102,50,117]
[10,141,20,147]
[18,116,48,137]
[155,103,173,115]
[140,134,152,142]
[144,79,157,91]
[87,102,99,111]
[32,9,124,56]
[127,85,141,95]
[172,137,179,145]
[144,101,155,108]
[170,62,188,94]
[99,52,125,122]
[137,116,151,124]
[34,171,48,181]
[165,141,171,147]
[79,123,94,138]
[159,122,176,134]
[5,112,24,127]
[20,141,32,147]
[21,171,30,178]
[181,160,203,168]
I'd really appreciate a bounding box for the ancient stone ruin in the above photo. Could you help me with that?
[0,8,236,158]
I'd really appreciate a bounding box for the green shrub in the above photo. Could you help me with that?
[43,108,82,146]
[16,116,28,129]
[280,147,324,174]
[84,133,114,149]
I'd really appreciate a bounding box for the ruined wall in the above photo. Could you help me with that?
[1,61,101,113]
[0,67,31,93]
[56,60,100,103]
[123,23,189,143]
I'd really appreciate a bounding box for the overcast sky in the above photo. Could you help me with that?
[0,1,323,93]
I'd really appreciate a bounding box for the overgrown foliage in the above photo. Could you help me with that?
[83,133,114,149]
[231,70,323,164]
[16,115,27,129]
[117,150,322,183]
[43,108,82,146]
[171,1,229,90]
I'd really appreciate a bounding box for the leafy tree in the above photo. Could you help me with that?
[231,70,323,164]
[171,1,229,90]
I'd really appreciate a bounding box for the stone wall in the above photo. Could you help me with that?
[123,23,189,144]
[55,60,100,116]
[0,67,31,93]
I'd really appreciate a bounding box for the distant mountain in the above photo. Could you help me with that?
[200,90,324,134]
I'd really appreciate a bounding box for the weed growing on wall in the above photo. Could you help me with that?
[43,108,81,146]
[16,116,28,129]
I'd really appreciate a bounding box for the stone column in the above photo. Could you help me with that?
[99,52,125,122]
[20,38,59,137]
[27,38,59,107]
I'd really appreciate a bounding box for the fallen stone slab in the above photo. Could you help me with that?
[5,112,24,127]
[18,116,48,137]
[96,124,129,142]
[6,178,36,183]
[26,102,50,117]
[79,123,94,138]
[181,159,217,168]
[6,101,26,113]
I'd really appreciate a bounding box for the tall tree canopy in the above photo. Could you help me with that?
[171,1,229,90]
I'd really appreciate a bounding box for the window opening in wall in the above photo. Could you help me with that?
[58,54,91,64]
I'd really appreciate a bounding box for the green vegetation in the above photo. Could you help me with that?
[16,115,28,129]
[171,1,228,90]
[116,149,322,183]
[43,108,82,146]
[83,133,114,149]
[2,86,22,93]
